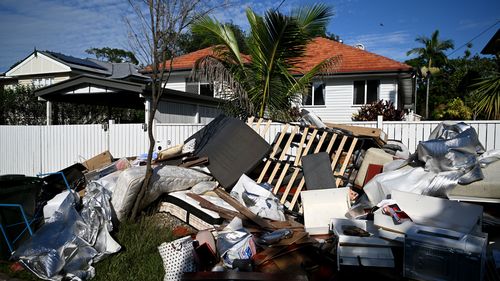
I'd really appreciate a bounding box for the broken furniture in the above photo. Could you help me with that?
[190,115,271,189]
[353,148,394,188]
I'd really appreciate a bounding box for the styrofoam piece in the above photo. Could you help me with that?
[301,188,349,235]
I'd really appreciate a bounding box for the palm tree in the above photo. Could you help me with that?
[190,4,341,119]
[470,73,500,119]
[407,30,454,119]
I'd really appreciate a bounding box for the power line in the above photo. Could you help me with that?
[274,0,286,11]
[447,19,500,56]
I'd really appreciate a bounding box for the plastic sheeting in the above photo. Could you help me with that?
[12,182,120,281]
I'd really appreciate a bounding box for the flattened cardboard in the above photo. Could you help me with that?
[83,151,113,171]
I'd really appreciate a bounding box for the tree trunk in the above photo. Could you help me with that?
[129,98,157,220]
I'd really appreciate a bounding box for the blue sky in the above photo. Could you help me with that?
[0,0,499,72]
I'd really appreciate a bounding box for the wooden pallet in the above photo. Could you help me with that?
[247,117,361,211]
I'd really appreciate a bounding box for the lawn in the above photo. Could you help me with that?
[0,215,173,281]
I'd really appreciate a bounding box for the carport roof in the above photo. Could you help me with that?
[34,74,223,109]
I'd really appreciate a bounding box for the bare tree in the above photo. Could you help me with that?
[126,0,227,220]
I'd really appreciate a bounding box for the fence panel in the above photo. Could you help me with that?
[1,120,499,176]
[0,126,42,176]
[155,123,206,149]
[39,124,107,174]
[109,123,149,158]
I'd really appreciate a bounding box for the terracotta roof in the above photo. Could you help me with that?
[142,37,411,74]
[142,46,250,72]
[294,37,412,74]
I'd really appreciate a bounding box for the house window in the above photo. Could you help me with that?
[303,82,325,106]
[185,78,214,97]
[32,77,54,88]
[353,80,379,105]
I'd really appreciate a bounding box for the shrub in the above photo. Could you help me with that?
[432,98,472,120]
[352,100,404,121]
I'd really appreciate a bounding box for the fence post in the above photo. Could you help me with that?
[377,115,383,129]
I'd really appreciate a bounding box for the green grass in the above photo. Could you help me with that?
[93,215,174,281]
[0,261,39,280]
[0,215,174,281]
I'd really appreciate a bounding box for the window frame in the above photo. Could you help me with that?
[302,81,326,107]
[32,77,54,88]
[353,79,380,106]
[185,78,215,97]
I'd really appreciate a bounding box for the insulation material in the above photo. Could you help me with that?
[417,122,485,187]
[363,122,500,204]
[12,182,120,281]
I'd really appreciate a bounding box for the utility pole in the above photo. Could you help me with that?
[425,71,431,119]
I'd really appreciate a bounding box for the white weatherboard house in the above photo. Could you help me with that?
[157,37,414,122]
[1,50,222,124]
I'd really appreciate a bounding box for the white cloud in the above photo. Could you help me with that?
[342,31,413,61]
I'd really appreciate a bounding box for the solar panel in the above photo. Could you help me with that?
[46,51,109,71]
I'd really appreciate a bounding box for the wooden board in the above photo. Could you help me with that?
[214,188,274,230]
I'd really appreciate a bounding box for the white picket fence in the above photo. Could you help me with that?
[1,120,499,176]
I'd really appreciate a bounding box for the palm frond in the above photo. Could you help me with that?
[470,73,500,119]
[294,3,333,37]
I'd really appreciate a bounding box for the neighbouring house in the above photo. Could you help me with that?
[155,37,414,122]
[481,28,500,57]
[1,50,223,124]
[2,50,149,88]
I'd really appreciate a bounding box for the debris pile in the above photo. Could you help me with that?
[1,114,500,281]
